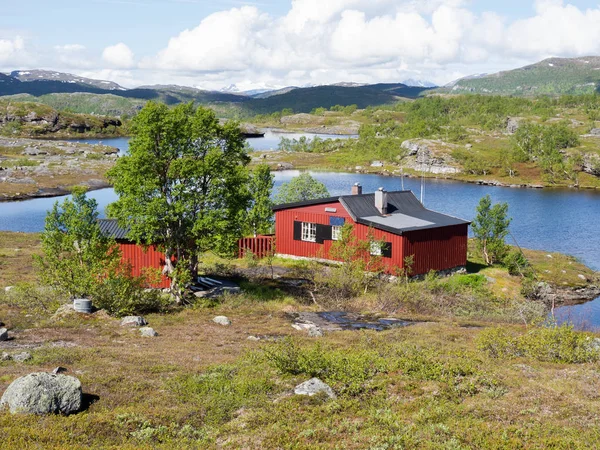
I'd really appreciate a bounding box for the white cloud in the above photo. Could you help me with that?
[141,0,600,89]
[53,44,94,69]
[0,36,32,68]
[102,43,135,68]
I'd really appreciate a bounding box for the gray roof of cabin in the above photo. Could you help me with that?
[98,219,130,240]
[273,190,470,235]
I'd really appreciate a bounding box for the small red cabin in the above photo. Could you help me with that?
[273,185,470,276]
[98,219,171,289]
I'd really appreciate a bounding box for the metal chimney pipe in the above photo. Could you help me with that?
[374,187,387,214]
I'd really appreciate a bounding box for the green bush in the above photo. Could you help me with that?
[91,269,169,317]
[264,338,389,396]
[477,325,599,363]
[504,249,533,277]
[170,363,276,426]
[1,283,65,315]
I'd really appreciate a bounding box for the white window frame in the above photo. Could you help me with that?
[331,225,342,241]
[301,222,317,242]
[370,241,383,256]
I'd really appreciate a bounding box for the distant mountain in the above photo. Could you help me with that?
[447,57,600,95]
[0,70,433,116]
[402,78,437,88]
[245,83,432,114]
[11,70,125,91]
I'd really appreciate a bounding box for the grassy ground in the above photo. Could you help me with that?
[2,232,600,448]
[3,299,600,448]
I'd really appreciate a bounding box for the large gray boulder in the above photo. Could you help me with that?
[0,328,8,341]
[140,327,158,337]
[0,373,82,414]
[294,378,336,399]
[213,316,231,326]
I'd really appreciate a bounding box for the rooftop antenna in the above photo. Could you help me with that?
[420,162,424,205]
[401,164,405,190]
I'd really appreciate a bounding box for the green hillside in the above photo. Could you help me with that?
[449,57,600,96]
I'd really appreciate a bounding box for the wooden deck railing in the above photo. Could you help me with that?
[238,235,274,259]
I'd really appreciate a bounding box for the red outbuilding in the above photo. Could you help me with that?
[273,184,470,276]
[98,219,172,289]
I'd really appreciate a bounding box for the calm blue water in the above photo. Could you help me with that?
[1,161,599,326]
[71,130,356,154]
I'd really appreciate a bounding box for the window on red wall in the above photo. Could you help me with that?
[301,222,317,242]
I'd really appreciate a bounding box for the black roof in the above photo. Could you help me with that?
[98,219,131,240]
[273,190,470,235]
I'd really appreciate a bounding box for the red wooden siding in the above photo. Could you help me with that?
[238,235,274,259]
[401,224,469,276]
[275,202,404,274]
[118,242,171,289]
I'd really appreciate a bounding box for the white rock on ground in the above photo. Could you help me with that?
[0,328,8,341]
[12,352,32,363]
[308,326,323,337]
[213,316,231,326]
[120,316,148,327]
[294,378,336,399]
[139,327,158,337]
[0,373,82,414]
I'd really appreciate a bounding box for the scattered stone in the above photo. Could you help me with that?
[52,303,77,319]
[546,254,553,259]
[247,336,261,342]
[589,128,600,136]
[52,367,68,375]
[0,328,8,341]
[578,274,588,281]
[120,316,148,327]
[308,326,323,337]
[294,378,336,399]
[4,286,13,292]
[139,327,158,337]
[0,373,82,415]
[1,352,11,361]
[465,144,473,149]
[213,316,232,326]
[12,352,32,363]
[484,275,496,284]
[506,117,523,134]
[276,162,294,171]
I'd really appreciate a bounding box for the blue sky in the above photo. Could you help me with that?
[2,0,600,89]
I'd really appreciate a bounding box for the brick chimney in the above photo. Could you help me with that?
[351,183,362,195]
[374,187,388,214]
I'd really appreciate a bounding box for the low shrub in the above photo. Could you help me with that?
[504,249,533,277]
[477,324,599,363]
[170,363,276,426]
[1,283,65,315]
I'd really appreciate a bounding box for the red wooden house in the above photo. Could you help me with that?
[273,184,470,276]
[98,219,172,289]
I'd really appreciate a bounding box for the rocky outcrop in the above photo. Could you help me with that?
[0,103,122,137]
[400,139,461,175]
[280,113,325,126]
[506,117,523,134]
[529,282,600,305]
[0,373,82,415]
[582,154,600,177]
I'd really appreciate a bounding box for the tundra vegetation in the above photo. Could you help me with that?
[3,97,600,447]
[252,94,600,189]
[1,222,600,447]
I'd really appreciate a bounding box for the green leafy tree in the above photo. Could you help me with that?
[472,195,512,265]
[107,102,251,300]
[275,173,330,204]
[34,187,120,299]
[247,164,274,236]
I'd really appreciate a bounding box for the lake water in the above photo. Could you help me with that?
[1,164,599,327]
[69,129,356,154]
